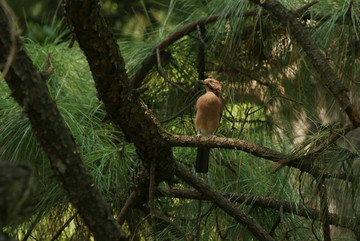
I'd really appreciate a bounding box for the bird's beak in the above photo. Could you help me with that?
[197,79,214,90]
[197,79,206,85]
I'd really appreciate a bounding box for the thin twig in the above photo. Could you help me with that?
[296,0,319,16]
[117,190,138,225]
[317,178,331,241]
[221,98,236,130]
[156,48,188,93]
[196,25,206,46]
[197,24,206,80]
[239,95,302,138]
[160,90,202,123]
[195,199,202,241]
[149,160,156,233]
[50,211,79,241]
[22,211,44,241]
[0,0,17,82]
[237,107,253,138]
[41,53,55,79]
[68,34,76,48]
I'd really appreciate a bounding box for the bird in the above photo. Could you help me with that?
[195,78,223,173]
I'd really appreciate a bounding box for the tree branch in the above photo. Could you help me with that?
[249,0,360,127]
[174,163,274,241]
[317,178,331,241]
[156,48,188,93]
[64,0,175,187]
[0,0,17,82]
[163,134,358,181]
[130,2,320,89]
[155,187,359,233]
[0,3,126,240]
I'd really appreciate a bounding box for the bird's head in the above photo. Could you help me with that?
[198,79,222,96]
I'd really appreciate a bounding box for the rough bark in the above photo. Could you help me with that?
[63,0,175,187]
[156,187,359,233]
[249,0,360,127]
[164,134,357,181]
[0,4,125,241]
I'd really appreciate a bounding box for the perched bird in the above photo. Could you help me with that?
[195,79,223,173]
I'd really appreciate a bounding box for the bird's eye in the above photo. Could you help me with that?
[209,80,214,84]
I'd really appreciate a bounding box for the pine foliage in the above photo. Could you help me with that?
[1,0,360,240]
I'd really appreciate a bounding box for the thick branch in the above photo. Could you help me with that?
[156,187,359,233]
[174,163,274,241]
[0,4,125,241]
[163,134,358,181]
[250,0,360,127]
[64,0,175,188]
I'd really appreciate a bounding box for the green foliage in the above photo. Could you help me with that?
[0,42,136,239]
[2,0,360,240]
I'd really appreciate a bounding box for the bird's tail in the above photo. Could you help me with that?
[195,147,210,173]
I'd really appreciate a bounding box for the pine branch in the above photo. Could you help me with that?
[174,163,275,241]
[249,0,360,127]
[0,2,126,240]
[64,0,176,187]
[130,2,320,89]
[155,187,359,233]
[163,134,358,182]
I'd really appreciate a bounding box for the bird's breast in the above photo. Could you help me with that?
[195,92,223,136]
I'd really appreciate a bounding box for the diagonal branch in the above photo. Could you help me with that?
[156,48,188,93]
[64,0,175,187]
[130,2,320,89]
[155,187,359,233]
[0,3,126,241]
[249,0,360,127]
[174,163,275,241]
[131,14,221,89]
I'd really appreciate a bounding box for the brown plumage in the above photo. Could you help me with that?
[195,79,223,173]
